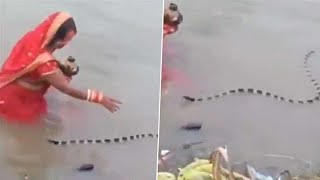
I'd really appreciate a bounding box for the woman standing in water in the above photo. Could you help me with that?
[163,3,183,38]
[0,11,121,124]
[162,3,183,94]
[0,11,122,179]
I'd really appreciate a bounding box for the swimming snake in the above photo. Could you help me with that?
[183,51,320,104]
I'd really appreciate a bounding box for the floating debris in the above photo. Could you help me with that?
[246,163,273,180]
[159,150,176,169]
[24,174,29,180]
[181,122,202,130]
[276,170,292,180]
[157,146,316,180]
[182,141,204,149]
[161,150,171,156]
[77,163,94,172]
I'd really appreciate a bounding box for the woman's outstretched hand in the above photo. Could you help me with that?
[101,96,122,113]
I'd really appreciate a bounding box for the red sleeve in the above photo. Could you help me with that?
[36,60,59,76]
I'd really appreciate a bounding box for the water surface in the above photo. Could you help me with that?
[0,0,163,179]
[160,0,320,174]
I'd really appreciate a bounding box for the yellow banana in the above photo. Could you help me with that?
[183,158,210,172]
[178,169,213,180]
[194,164,212,174]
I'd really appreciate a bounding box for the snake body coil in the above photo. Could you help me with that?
[183,51,320,104]
[47,133,158,146]
[48,51,317,146]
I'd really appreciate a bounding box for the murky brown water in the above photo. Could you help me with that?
[0,0,163,179]
[160,0,320,176]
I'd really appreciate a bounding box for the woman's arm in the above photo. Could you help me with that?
[41,69,121,113]
[41,69,87,100]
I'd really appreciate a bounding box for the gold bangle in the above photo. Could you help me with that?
[90,90,98,102]
[87,89,92,101]
[98,91,104,102]
[87,89,104,103]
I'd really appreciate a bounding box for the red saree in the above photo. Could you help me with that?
[162,24,192,93]
[162,24,178,92]
[163,24,178,38]
[0,12,72,124]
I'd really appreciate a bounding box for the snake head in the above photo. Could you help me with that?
[47,139,59,145]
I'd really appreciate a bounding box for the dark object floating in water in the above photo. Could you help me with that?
[77,163,94,172]
[182,141,204,149]
[181,123,202,130]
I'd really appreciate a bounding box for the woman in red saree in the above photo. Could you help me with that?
[162,3,183,94]
[163,3,183,38]
[0,12,122,124]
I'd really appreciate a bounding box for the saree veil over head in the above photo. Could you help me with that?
[0,12,72,88]
[0,12,72,123]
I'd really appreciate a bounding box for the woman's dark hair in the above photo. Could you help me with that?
[164,12,183,26]
[169,3,178,11]
[47,17,77,47]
